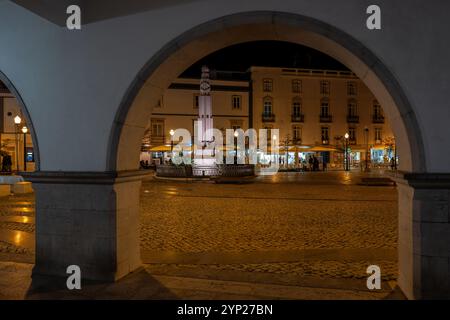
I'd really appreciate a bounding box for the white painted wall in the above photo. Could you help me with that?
[0,0,448,172]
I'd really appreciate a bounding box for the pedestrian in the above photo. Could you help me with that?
[323,158,327,171]
[313,156,319,171]
[1,154,12,173]
[308,156,313,171]
[390,157,396,170]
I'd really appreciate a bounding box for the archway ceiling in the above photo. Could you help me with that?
[11,0,201,26]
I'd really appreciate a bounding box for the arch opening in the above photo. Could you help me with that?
[110,11,425,174]
[0,70,39,173]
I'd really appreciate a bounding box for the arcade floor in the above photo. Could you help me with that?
[0,171,404,299]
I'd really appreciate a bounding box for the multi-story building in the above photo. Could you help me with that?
[142,76,249,164]
[0,81,35,172]
[251,66,394,168]
[144,67,395,168]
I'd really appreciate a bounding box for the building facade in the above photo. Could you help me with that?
[0,81,35,172]
[251,66,394,168]
[144,67,395,169]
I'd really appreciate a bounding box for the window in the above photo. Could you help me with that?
[263,97,273,115]
[347,82,357,96]
[348,127,357,143]
[375,128,383,142]
[292,97,302,116]
[347,99,358,116]
[193,94,199,109]
[292,79,302,93]
[292,125,302,142]
[263,79,273,92]
[320,81,330,95]
[231,95,241,110]
[151,120,164,137]
[373,100,382,117]
[321,127,330,144]
[320,98,330,116]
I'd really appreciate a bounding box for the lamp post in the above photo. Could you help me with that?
[344,132,350,171]
[14,115,21,172]
[272,134,277,166]
[364,127,370,172]
[234,130,239,163]
[21,126,28,171]
[169,129,175,152]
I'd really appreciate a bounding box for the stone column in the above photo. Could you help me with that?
[394,173,450,299]
[24,171,145,281]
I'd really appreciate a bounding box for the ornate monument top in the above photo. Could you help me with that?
[200,65,211,95]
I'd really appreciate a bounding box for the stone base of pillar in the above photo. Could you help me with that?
[24,171,147,282]
[393,172,450,299]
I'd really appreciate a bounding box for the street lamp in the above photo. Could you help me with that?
[234,131,239,163]
[21,126,28,171]
[344,132,350,171]
[169,129,175,152]
[14,115,21,172]
[364,127,370,172]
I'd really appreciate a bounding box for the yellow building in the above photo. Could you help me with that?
[251,66,395,169]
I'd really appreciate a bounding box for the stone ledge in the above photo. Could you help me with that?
[389,171,450,189]
[21,170,152,185]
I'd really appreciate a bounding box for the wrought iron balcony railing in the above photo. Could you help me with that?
[291,114,305,122]
[347,115,359,123]
[319,114,333,123]
[262,113,276,122]
[372,115,385,123]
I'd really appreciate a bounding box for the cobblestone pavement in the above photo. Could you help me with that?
[0,171,399,298]
[140,171,398,285]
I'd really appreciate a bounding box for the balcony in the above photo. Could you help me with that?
[372,115,385,123]
[319,114,333,123]
[291,114,305,122]
[262,113,276,122]
[347,115,360,123]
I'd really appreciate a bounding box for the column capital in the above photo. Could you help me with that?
[21,170,151,185]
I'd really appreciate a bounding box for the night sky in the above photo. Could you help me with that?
[181,41,349,79]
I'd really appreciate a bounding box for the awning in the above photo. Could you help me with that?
[307,145,340,152]
[149,145,171,152]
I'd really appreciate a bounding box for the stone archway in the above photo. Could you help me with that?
[109,11,425,173]
[25,11,449,300]
[109,11,435,299]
